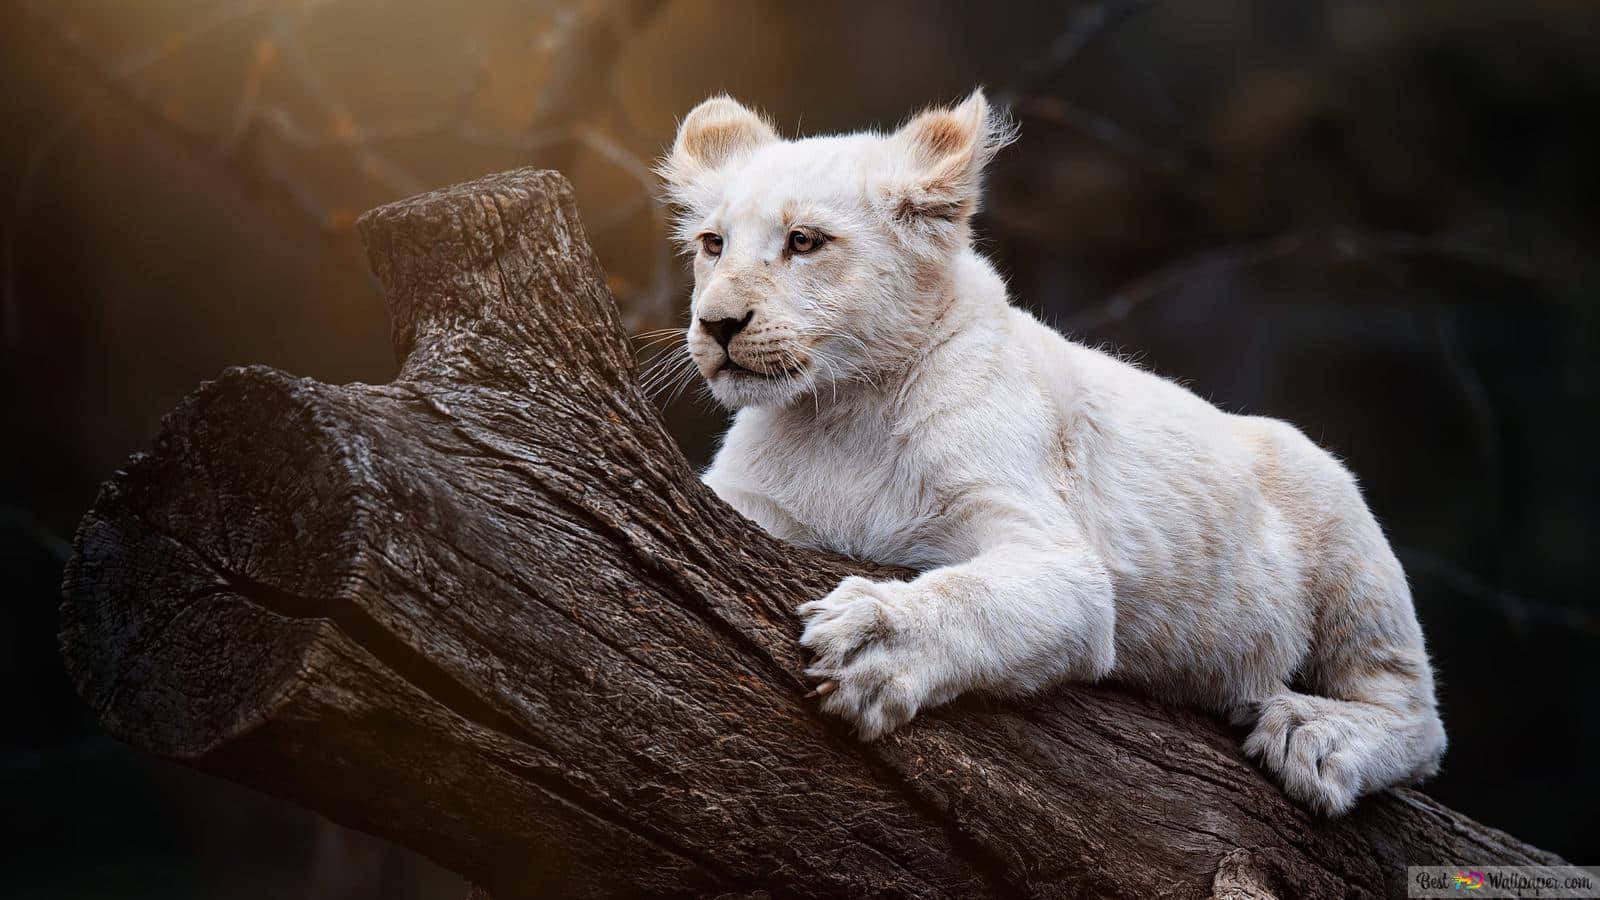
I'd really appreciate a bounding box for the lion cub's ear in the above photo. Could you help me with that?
[659,96,778,202]
[887,89,1014,223]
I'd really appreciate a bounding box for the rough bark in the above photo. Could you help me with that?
[61,167,1564,899]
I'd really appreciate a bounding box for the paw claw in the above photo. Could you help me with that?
[805,680,837,698]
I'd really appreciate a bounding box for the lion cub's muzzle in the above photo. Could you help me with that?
[692,310,811,381]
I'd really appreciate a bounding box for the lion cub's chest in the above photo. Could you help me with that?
[748,413,954,569]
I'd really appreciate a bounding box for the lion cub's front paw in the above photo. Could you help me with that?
[798,576,936,740]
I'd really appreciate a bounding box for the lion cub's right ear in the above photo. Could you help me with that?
[658,96,778,205]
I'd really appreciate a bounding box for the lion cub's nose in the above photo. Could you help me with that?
[700,310,754,350]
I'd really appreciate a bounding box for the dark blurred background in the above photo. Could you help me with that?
[3,0,1596,896]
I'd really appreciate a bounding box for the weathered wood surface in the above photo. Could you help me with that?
[61,167,1564,899]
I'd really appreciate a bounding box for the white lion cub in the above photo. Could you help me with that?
[658,89,1446,815]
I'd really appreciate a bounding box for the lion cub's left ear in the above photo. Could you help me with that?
[886,89,1015,224]
[659,95,778,205]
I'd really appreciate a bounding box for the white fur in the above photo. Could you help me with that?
[658,90,1446,816]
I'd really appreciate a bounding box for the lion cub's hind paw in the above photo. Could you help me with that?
[1244,694,1363,817]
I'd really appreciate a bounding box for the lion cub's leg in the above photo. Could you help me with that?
[701,472,815,545]
[798,544,1116,739]
[1244,576,1446,815]
[1245,674,1445,815]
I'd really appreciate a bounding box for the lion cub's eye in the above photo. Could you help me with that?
[699,233,723,257]
[786,228,823,255]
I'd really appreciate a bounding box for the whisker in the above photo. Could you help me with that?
[810,352,842,406]
[631,332,688,354]
[660,354,704,406]
[636,345,685,388]
[638,346,693,399]
[665,366,700,406]
[653,361,697,402]
[631,326,688,339]
[804,337,878,395]
[662,357,701,401]
[634,338,686,366]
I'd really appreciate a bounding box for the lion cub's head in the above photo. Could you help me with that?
[659,90,1012,409]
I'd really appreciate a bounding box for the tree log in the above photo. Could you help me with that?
[61,168,1566,899]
